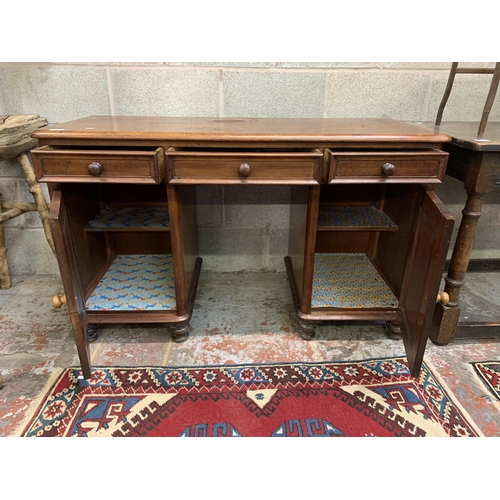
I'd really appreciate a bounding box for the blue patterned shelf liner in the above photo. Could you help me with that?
[317,206,397,229]
[86,254,176,311]
[311,253,399,309]
[86,207,170,229]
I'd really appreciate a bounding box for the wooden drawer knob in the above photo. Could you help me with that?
[382,162,395,176]
[87,162,103,176]
[52,294,67,308]
[436,292,450,305]
[238,163,251,177]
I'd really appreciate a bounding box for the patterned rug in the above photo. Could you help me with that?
[471,361,500,401]
[20,357,481,437]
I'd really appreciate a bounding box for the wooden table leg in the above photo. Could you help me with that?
[431,191,483,344]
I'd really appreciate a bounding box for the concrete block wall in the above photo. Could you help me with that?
[1,62,499,274]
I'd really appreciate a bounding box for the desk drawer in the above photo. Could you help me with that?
[31,146,165,184]
[327,149,448,184]
[166,149,323,184]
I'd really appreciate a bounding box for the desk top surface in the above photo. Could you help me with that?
[419,121,500,151]
[32,116,451,144]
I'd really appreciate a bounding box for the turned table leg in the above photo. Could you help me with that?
[431,191,483,345]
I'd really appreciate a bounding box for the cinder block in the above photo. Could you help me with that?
[198,227,264,255]
[0,179,24,227]
[0,159,22,177]
[427,73,500,121]
[223,71,325,118]
[383,62,452,69]
[278,62,380,68]
[197,227,266,271]
[224,185,291,228]
[164,62,276,67]
[4,228,59,275]
[195,186,224,228]
[112,69,219,116]
[0,66,111,123]
[325,71,430,120]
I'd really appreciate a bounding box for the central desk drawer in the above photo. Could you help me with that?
[166,149,323,184]
[31,146,165,184]
[327,149,448,184]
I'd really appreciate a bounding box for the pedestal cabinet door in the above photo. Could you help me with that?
[398,189,454,377]
[50,185,92,378]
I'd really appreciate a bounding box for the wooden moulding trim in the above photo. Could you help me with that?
[87,311,187,324]
[32,131,452,144]
[168,178,321,185]
[299,309,400,322]
[328,177,443,185]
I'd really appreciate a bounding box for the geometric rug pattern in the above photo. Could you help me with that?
[311,253,399,309]
[317,205,397,229]
[85,254,176,311]
[86,207,170,229]
[471,361,500,401]
[20,357,481,437]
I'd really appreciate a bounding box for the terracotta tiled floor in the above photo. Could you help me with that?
[1,272,500,436]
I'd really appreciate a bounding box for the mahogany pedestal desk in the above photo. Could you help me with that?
[31,117,453,379]
[429,121,500,344]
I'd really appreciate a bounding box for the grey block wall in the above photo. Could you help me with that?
[1,62,499,275]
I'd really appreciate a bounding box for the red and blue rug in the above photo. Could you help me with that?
[20,357,481,437]
[471,361,500,401]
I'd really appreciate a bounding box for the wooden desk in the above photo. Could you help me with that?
[429,121,500,344]
[31,116,453,378]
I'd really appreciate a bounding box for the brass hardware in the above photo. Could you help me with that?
[238,162,251,177]
[382,162,395,176]
[436,292,450,305]
[52,294,67,308]
[87,162,103,176]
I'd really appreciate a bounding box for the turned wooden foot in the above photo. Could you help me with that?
[431,191,484,345]
[88,325,99,343]
[171,323,190,342]
[298,321,318,340]
[385,321,402,340]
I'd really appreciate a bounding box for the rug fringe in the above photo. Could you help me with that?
[423,357,484,437]
[12,367,66,437]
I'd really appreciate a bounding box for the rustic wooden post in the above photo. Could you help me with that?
[0,192,11,289]
[0,114,52,289]
[17,152,55,255]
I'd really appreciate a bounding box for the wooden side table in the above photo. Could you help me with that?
[430,121,500,343]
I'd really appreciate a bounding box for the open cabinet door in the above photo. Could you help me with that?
[399,188,454,377]
[50,185,91,378]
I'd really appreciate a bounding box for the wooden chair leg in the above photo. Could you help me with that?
[477,62,500,138]
[435,62,459,127]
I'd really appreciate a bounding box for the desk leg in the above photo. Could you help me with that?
[430,191,483,345]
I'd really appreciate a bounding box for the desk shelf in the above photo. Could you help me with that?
[85,254,176,312]
[311,253,398,309]
[85,207,170,232]
[317,206,397,231]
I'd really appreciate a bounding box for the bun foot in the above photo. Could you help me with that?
[171,323,190,343]
[298,321,318,340]
[88,325,99,343]
[385,321,402,340]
